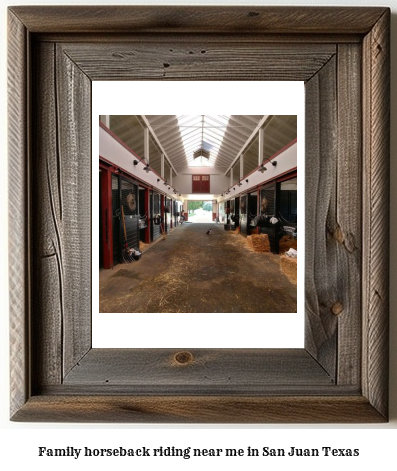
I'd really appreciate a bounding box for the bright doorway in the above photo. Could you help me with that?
[187,201,214,223]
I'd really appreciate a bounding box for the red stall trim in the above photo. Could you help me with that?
[100,167,113,269]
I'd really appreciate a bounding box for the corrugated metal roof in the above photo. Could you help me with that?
[108,115,296,175]
[145,115,264,173]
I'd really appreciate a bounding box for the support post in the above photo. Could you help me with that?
[258,127,264,166]
[144,127,149,165]
[161,153,165,179]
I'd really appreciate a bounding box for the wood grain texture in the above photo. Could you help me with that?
[9,6,387,34]
[62,349,333,392]
[335,44,362,386]
[362,10,390,419]
[8,6,390,423]
[304,57,338,379]
[11,396,385,424]
[33,33,363,45]
[8,10,29,419]
[60,42,335,82]
[55,45,91,377]
[32,42,63,387]
[32,42,92,388]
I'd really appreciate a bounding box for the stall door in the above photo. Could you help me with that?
[112,174,121,264]
[248,191,258,234]
[278,177,297,224]
[219,202,225,224]
[225,200,230,224]
[173,201,178,226]
[164,198,171,234]
[234,197,240,227]
[259,183,278,252]
[226,199,236,228]
[240,194,248,236]
[121,178,139,253]
[151,192,161,241]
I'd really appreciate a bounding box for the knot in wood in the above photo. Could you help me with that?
[333,225,344,244]
[174,351,194,365]
[331,302,344,316]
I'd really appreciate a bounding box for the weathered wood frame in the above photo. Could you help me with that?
[8,6,390,423]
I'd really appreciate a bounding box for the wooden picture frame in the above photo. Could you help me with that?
[8,6,390,423]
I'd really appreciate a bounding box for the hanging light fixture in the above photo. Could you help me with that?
[258,158,277,173]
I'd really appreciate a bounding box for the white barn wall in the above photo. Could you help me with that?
[171,143,297,199]
[219,142,297,202]
[173,167,230,196]
[99,125,177,197]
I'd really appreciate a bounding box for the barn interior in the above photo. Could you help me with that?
[99,115,298,313]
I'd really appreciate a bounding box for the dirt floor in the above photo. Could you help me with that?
[99,223,297,313]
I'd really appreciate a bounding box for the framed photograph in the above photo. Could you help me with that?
[95,85,303,348]
[8,6,390,423]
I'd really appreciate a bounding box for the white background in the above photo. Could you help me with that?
[1,1,396,470]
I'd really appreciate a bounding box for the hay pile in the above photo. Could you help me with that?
[280,255,297,284]
[279,235,297,254]
[246,234,271,252]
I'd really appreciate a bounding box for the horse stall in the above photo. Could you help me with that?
[223,199,233,230]
[229,198,235,229]
[138,186,149,246]
[239,193,248,236]
[240,192,258,237]
[219,201,225,224]
[164,196,171,234]
[173,200,179,227]
[248,190,259,235]
[277,176,297,253]
[224,198,238,230]
[178,201,184,224]
[231,196,239,229]
[111,173,122,265]
[257,182,278,253]
[120,176,140,261]
[255,175,298,254]
[151,191,161,242]
[225,199,230,223]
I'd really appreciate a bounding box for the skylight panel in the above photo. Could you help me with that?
[176,115,230,167]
